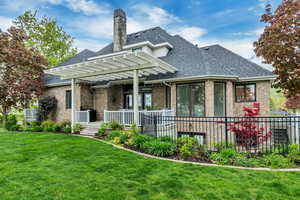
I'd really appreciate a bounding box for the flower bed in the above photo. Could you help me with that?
[95,121,300,169]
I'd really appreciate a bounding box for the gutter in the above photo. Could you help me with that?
[144,75,239,84]
[238,75,277,82]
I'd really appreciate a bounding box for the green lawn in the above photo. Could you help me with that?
[0,133,299,200]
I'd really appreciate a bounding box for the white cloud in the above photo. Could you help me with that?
[0,16,13,31]
[2,0,110,15]
[74,38,105,51]
[232,28,265,36]
[215,9,235,17]
[65,0,110,15]
[130,4,180,26]
[171,26,207,43]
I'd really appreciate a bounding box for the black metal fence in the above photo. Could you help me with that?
[141,115,300,154]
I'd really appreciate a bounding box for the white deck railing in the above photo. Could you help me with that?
[75,110,90,124]
[24,109,39,122]
[104,109,175,126]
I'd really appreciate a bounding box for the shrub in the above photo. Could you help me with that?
[73,123,82,133]
[97,123,109,136]
[287,144,300,163]
[128,134,154,149]
[177,137,198,158]
[31,126,43,132]
[52,124,62,132]
[261,153,294,169]
[109,121,123,130]
[119,132,130,144]
[214,142,235,152]
[5,114,17,131]
[112,137,121,144]
[142,140,176,157]
[31,121,41,127]
[60,120,71,128]
[41,120,55,131]
[130,123,139,134]
[209,148,239,165]
[159,136,173,142]
[9,124,21,131]
[107,130,122,141]
[63,127,72,133]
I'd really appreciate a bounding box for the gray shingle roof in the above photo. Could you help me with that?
[45,27,273,86]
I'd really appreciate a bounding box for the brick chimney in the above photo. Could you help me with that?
[113,8,127,52]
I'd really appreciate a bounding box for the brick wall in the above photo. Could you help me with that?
[152,84,167,110]
[233,81,271,116]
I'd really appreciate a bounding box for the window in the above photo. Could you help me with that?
[177,83,205,116]
[235,83,256,102]
[124,93,152,110]
[66,90,72,109]
[214,82,226,116]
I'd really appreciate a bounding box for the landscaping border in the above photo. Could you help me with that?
[77,135,300,172]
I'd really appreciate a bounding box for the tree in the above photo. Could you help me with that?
[285,94,300,113]
[254,0,300,97]
[13,10,77,67]
[227,103,272,149]
[0,27,47,127]
[38,96,57,121]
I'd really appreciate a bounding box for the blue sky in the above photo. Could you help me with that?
[0,0,281,67]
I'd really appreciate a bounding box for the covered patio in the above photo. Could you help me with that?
[44,51,177,130]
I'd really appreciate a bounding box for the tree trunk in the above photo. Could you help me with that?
[1,107,7,129]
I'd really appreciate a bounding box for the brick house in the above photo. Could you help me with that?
[44,8,275,127]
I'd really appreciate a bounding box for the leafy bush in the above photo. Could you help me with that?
[41,120,55,131]
[214,142,235,152]
[97,123,109,136]
[31,126,43,132]
[9,124,21,131]
[5,114,17,131]
[159,136,173,142]
[128,134,154,149]
[52,124,61,132]
[60,120,71,128]
[31,121,41,127]
[107,130,122,141]
[177,137,198,158]
[119,132,130,144]
[109,121,123,130]
[73,123,82,133]
[63,127,72,133]
[142,140,176,157]
[287,144,300,163]
[261,153,294,169]
[130,123,139,134]
[209,148,239,165]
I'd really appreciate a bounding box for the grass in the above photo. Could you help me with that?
[0,132,299,200]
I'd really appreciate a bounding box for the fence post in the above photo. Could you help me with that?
[224,116,229,147]
[154,115,158,138]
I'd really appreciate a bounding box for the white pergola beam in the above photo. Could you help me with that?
[61,63,155,80]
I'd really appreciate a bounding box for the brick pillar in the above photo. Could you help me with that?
[205,80,214,116]
[226,81,234,116]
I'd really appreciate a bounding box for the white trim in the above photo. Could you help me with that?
[122,41,173,50]
[238,75,277,82]
[87,51,131,61]
[144,75,239,84]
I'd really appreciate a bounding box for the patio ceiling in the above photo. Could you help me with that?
[44,51,177,82]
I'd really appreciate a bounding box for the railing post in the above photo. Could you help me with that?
[154,115,158,138]
[225,116,229,147]
[87,110,90,124]
[104,110,107,123]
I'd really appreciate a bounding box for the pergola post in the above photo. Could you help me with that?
[71,78,76,133]
[133,69,139,125]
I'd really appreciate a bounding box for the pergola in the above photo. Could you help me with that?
[44,51,177,130]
